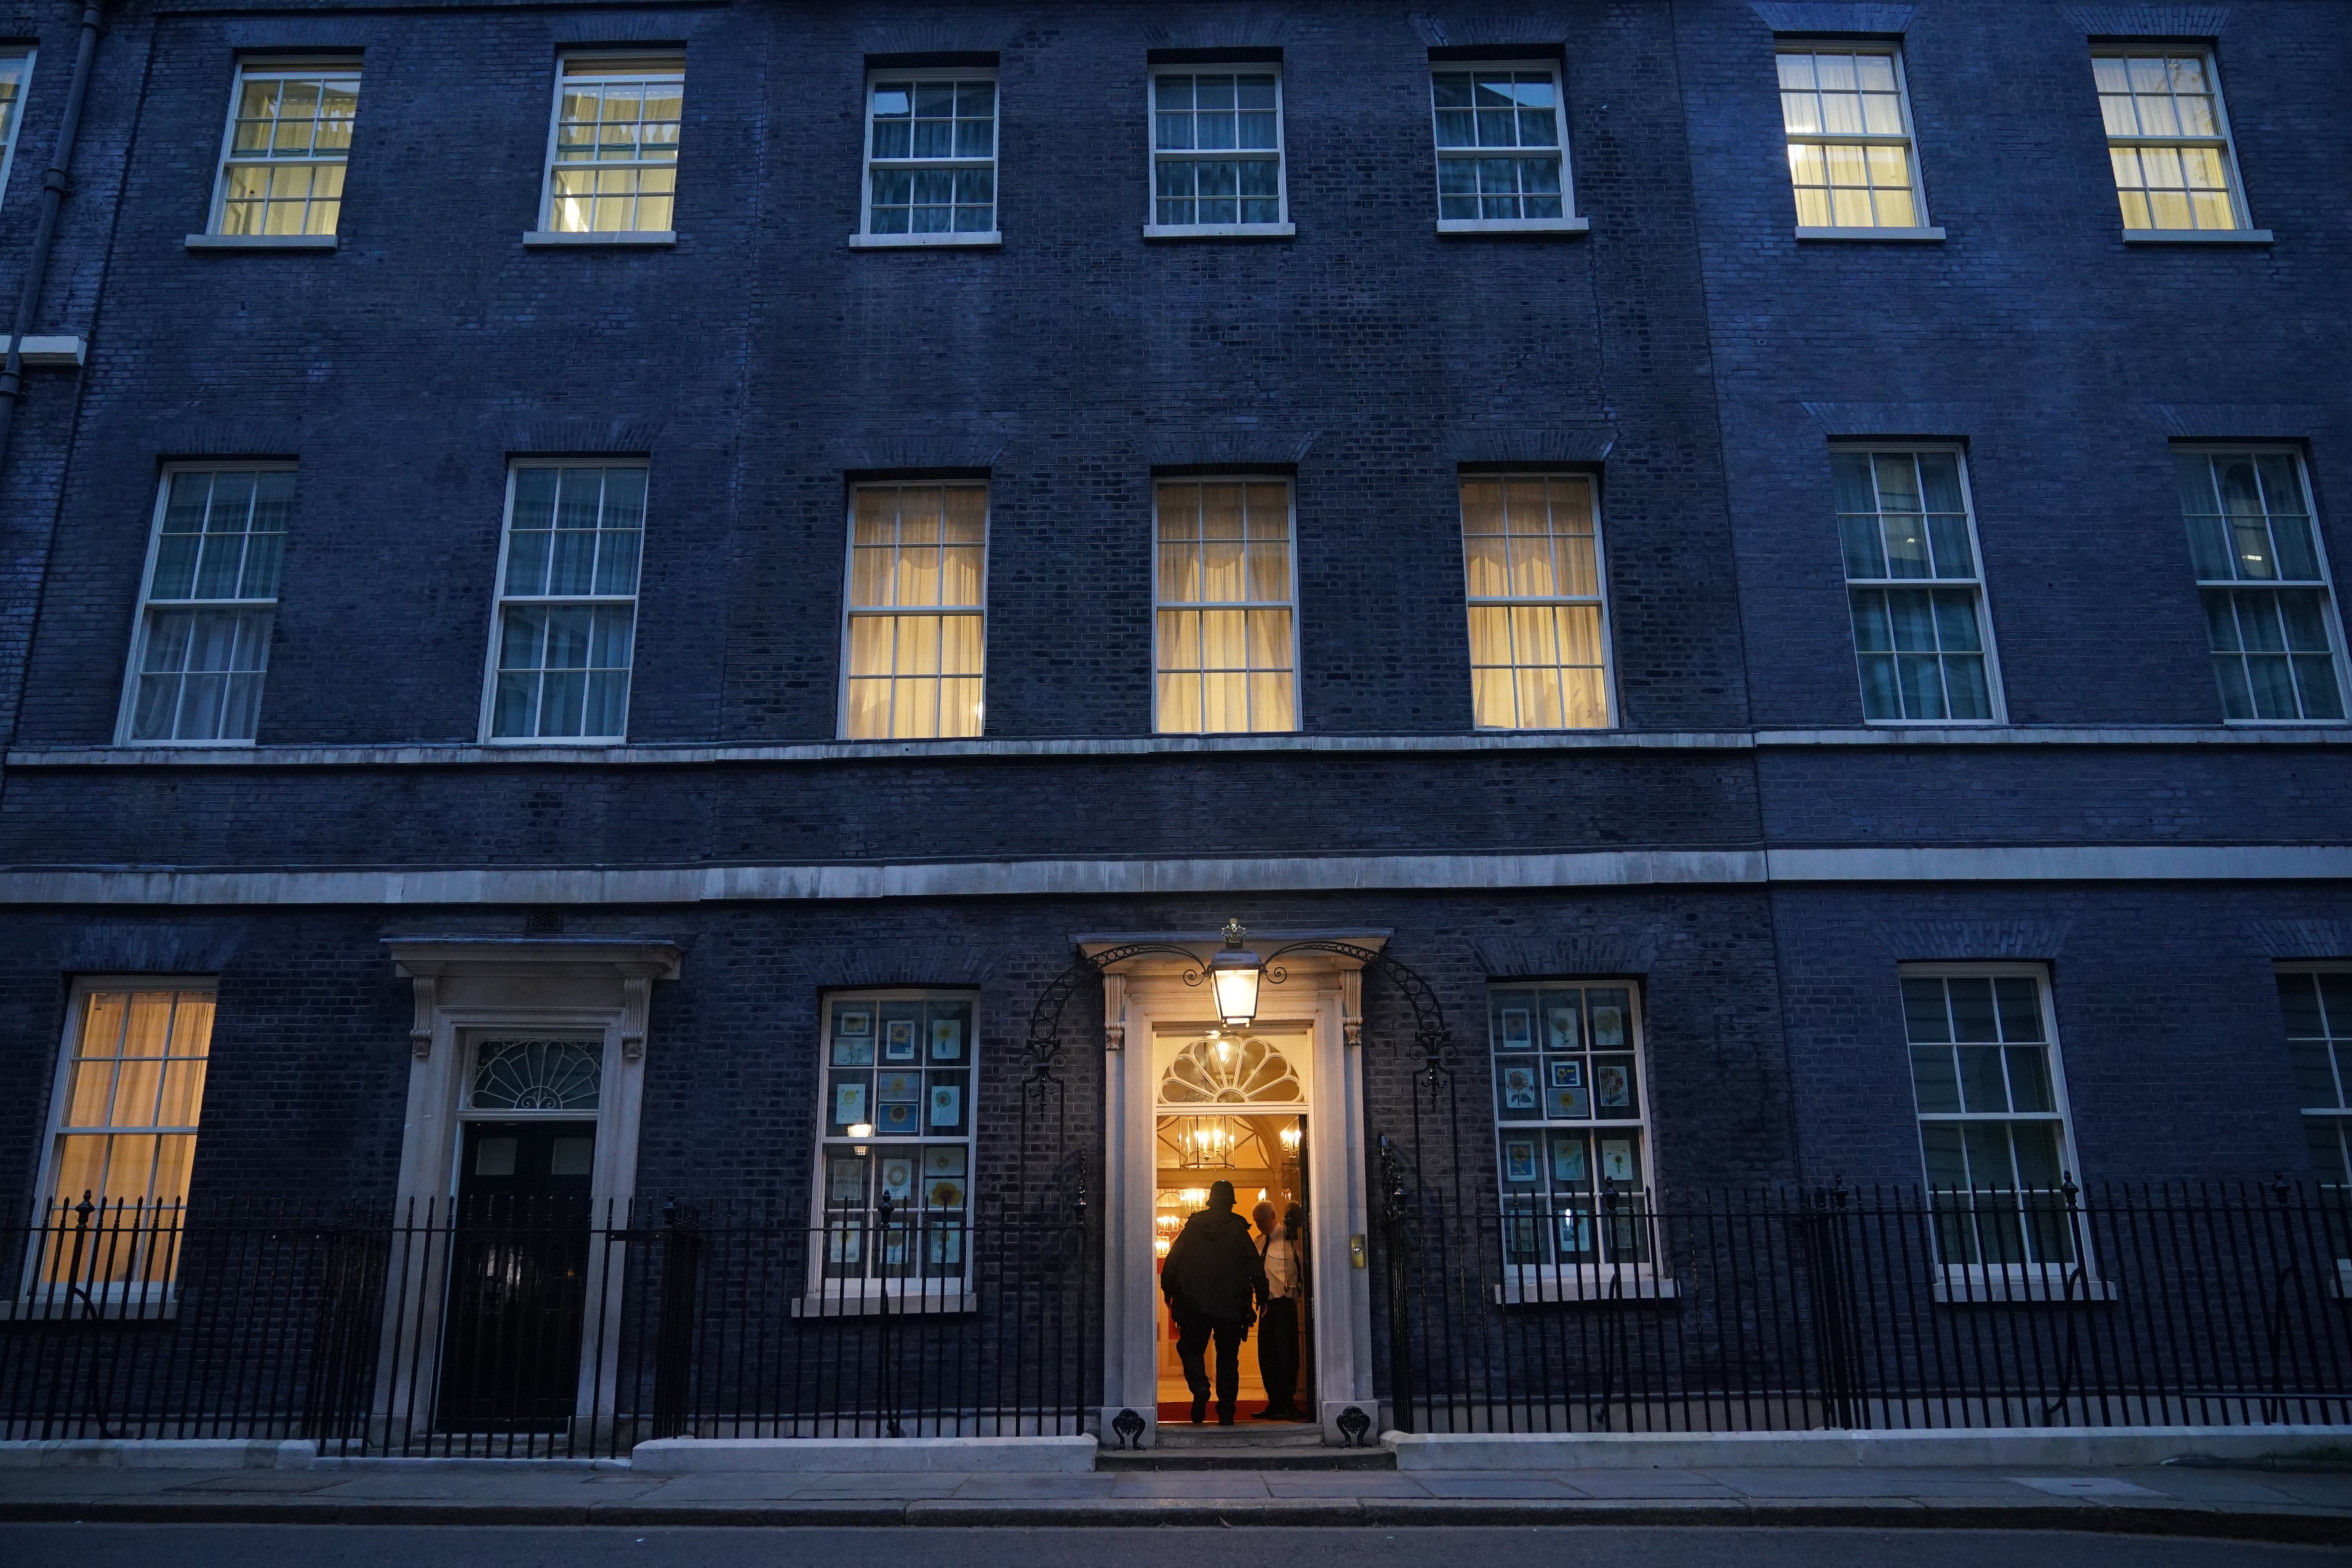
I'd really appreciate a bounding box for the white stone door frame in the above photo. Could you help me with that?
[1086,930,1387,1447]
[382,936,681,1448]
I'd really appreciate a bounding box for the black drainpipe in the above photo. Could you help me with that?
[0,0,105,479]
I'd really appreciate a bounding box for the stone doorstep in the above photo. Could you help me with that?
[1385,1424,2352,1471]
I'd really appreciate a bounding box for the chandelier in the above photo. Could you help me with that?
[1175,1115,1237,1169]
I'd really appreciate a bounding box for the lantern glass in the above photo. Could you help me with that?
[1210,962,1260,1028]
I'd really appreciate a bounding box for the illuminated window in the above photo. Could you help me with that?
[841,483,987,739]
[1776,45,1926,231]
[859,71,998,241]
[1149,69,1288,234]
[120,467,291,744]
[2176,449,2346,722]
[1154,479,1297,733]
[31,985,215,1294]
[1461,474,1611,730]
[542,56,683,235]
[207,60,360,237]
[2093,48,2251,233]
[1835,447,2002,723]
[484,464,645,742]
[1430,62,1578,231]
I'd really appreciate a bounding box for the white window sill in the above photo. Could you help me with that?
[2222,717,2348,728]
[117,737,257,750]
[1795,225,1946,242]
[521,230,676,249]
[849,231,1001,250]
[1864,719,2003,728]
[790,1287,977,1318]
[1143,222,1296,241]
[185,233,337,252]
[1437,217,1590,237]
[1497,1272,1677,1305]
[2122,229,2273,245]
[1,335,88,367]
[479,735,631,747]
[1933,1271,2116,1304]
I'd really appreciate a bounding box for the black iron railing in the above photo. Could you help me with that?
[0,1193,1094,1457]
[1379,1179,2352,1434]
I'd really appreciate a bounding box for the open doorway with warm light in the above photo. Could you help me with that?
[1151,1029,1314,1422]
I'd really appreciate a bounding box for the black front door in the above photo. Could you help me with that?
[437,1119,596,1432]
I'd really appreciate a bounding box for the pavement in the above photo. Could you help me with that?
[2,1458,2350,1543]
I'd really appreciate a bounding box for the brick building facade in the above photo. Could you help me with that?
[0,0,2344,1442]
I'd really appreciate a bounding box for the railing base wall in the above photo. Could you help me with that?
[1386,1423,2352,1470]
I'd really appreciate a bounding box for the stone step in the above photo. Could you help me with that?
[1154,1423,1326,1450]
[1096,1445,1396,1472]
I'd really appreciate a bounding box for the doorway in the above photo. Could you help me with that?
[1153,1109,1313,1419]
[436,1118,596,1430]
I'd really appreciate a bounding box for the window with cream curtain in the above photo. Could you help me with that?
[543,56,684,234]
[842,483,987,739]
[209,60,361,237]
[1776,46,1925,231]
[2093,49,2248,234]
[1154,479,1297,733]
[36,987,214,1289]
[1462,475,1610,730]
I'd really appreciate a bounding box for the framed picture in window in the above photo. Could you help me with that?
[926,1176,967,1211]
[1551,1136,1587,1184]
[878,1071,921,1102]
[931,1017,964,1060]
[832,1033,875,1066]
[885,1019,918,1060]
[834,1081,867,1127]
[877,1100,917,1133]
[923,1146,965,1178]
[1503,1139,1539,1183]
[1548,1060,1583,1089]
[1591,1005,1625,1048]
[880,1158,915,1202]
[1595,1064,1630,1107]
[838,1010,872,1037]
[1548,1007,1581,1052]
[929,1084,962,1128]
[1600,1138,1635,1183]
[1501,1065,1538,1109]
[1546,1085,1589,1119]
[1557,1212,1591,1254]
[1500,1008,1534,1048]
[928,1226,964,1265]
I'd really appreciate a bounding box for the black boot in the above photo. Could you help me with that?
[1217,1403,1236,1425]
[1190,1394,1207,1424]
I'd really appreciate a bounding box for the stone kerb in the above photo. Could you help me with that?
[630,1436,1098,1473]
[1383,1425,2352,1470]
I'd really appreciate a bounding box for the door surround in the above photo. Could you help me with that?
[1084,929,1388,1447]
[383,936,681,1444]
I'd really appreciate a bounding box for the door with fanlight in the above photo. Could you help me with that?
[436,1036,602,1431]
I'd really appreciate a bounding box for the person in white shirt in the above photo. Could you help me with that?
[1251,1201,1305,1419]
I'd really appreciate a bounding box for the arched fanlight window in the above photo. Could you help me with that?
[1158,1033,1301,1105]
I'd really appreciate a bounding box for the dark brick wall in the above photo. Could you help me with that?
[10,0,1747,752]
[1673,0,2352,731]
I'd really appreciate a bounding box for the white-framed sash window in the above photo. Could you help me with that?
[2094,47,2254,235]
[483,463,645,743]
[1488,982,1664,1299]
[1148,67,1290,236]
[1777,44,1929,232]
[541,54,683,235]
[21,983,216,1310]
[2176,448,2347,724]
[1430,60,1580,233]
[119,465,291,745]
[1834,446,2002,724]
[207,58,360,237]
[840,481,988,739]
[0,48,32,211]
[1153,477,1299,733]
[857,69,998,244]
[2281,966,2352,1193]
[1903,964,2096,1296]
[1461,473,1612,729]
[810,991,979,1308]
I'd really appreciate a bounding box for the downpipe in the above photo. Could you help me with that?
[0,0,105,479]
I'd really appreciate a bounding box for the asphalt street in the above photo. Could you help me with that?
[0,1524,2341,1568]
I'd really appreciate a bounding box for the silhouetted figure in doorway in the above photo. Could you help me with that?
[1253,1200,1305,1419]
[1160,1178,1268,1423]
